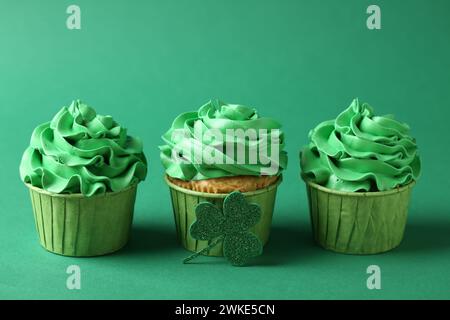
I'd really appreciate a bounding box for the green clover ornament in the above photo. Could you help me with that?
[183,191,263,266]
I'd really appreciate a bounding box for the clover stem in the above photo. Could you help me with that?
[183,236,224,264]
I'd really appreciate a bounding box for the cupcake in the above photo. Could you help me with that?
[160,99,287,256]
[300,98,421,254]
[20,100,147,256]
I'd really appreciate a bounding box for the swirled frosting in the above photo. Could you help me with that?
[20,100,147,196]
[160,99,287,180]
[301,98,421,192]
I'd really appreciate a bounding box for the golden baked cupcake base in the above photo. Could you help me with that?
[167,175,280,194]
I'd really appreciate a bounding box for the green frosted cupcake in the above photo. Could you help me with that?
[160,99,287,256]
[20,100,147,256]
[300,98,421,254]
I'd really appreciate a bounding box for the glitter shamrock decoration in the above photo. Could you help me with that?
[183,191,263,266]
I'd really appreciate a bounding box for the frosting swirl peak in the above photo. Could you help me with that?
[301,98,421,192]
[20,100,147,196]
[160,99,287,180]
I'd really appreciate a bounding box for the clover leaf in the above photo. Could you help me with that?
[190,202,225,240]
[183,191,263,266]
[223,232,262,266]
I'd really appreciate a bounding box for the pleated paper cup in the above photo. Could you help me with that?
[165,175,281,257]
[303,177,415,254]
[26,183,138,257]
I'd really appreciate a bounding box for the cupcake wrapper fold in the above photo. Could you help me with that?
[27,183,137,257]
[305,179,415,254]
[166,176,280,256]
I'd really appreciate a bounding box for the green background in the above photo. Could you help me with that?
[1,0,449,299]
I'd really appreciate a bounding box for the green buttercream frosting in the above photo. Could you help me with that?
[160,99,287,180]
[20,100,147,196]
[300,98,421,192]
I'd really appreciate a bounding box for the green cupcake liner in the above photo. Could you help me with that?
[304,178,415,254]
[26,183,137,257]
[165,176,281,257]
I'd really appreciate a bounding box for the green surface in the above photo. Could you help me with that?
[1,0,450,299]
